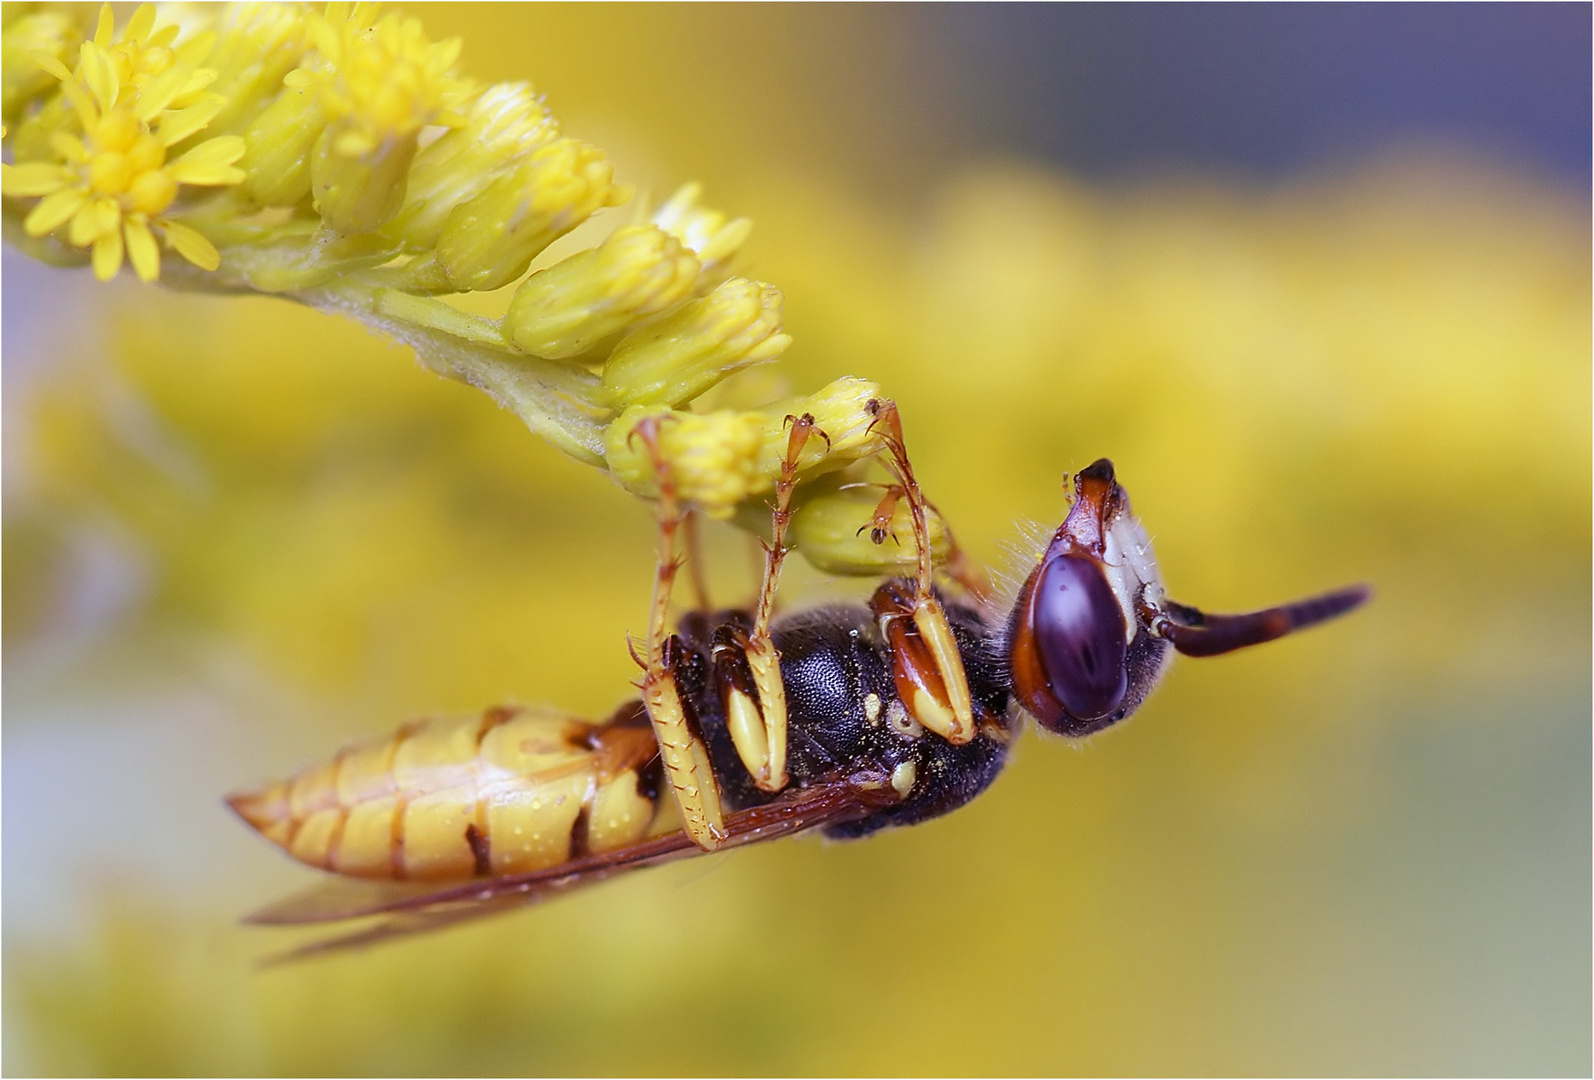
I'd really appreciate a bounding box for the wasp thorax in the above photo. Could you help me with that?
[1030,554,1128,722]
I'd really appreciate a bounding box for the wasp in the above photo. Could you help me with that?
[229,399,1367,959]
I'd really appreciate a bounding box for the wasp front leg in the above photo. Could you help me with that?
[713,413,827,793]
[864,399,978,745]
[631,418,727,851]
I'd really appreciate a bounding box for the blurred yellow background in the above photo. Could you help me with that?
[4,5,1588,1075]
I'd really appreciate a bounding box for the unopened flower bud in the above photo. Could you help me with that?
[240,75,325,207]
[604,406,766,520]
[790,477,952,577]
[601,277,790,408]
[505,225,700,359]
[388,81,555,249]
[2,8,90,122]
[310,123,418,233]
[435,137,622,292]
[653,182,752,278]
[197,3,312,140]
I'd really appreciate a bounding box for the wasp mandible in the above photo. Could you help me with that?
[229,399,1367,959]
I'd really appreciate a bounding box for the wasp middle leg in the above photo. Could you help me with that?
[631,417,728,851]
[712,413,827,793]
[863,399,979,745]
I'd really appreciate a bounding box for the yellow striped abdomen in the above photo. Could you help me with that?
[228,703,663,880]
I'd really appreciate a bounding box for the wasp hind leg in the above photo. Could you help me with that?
[863,399,978,745]
[714,413,827,793]
[631,417,727,851]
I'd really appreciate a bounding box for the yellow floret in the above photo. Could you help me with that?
[601,277,791,407]
[752,376,886,482]
[653,182,753,277]
[604,406,768,520]
[788,475,953,576]
[505,225,701,359]
[1,11,243,282]
[288,7,468,233]
[1,7,92,121]
[387,81,556,249]
[434,137,624,292]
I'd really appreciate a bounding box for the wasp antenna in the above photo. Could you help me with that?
[1158,584,1371,658]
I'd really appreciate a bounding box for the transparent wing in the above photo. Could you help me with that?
[249,766,902,963]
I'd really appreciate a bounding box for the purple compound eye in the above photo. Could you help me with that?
[1032,554,1128,721]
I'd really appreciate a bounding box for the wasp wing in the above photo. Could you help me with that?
[250,767,901,963]
[246,827,704,927]
[246,878,476,925]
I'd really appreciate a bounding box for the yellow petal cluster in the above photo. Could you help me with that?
[283,7,468,232]
[387,81,554,249]
[1,4,244,280]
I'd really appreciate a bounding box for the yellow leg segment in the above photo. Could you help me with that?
[631,417,727,851]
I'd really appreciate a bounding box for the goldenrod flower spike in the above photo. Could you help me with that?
[2,1,924,579]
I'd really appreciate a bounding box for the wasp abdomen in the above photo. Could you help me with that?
[228,704,663,881]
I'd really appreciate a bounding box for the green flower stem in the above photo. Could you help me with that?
[307,279,611,466]
[372,287,504,349]
[216,233,404,293]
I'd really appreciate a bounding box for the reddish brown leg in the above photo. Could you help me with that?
[861,399,977,745]
[719,413,827,792]
[629,417,727,850]
[680,509,712,613]
[753,413,826,632]
[848,479,991,604]
[856,483,906,546]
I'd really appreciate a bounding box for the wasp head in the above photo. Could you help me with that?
[1005,459,1368,738]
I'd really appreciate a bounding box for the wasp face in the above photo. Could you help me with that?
[1008,458,1169,737]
